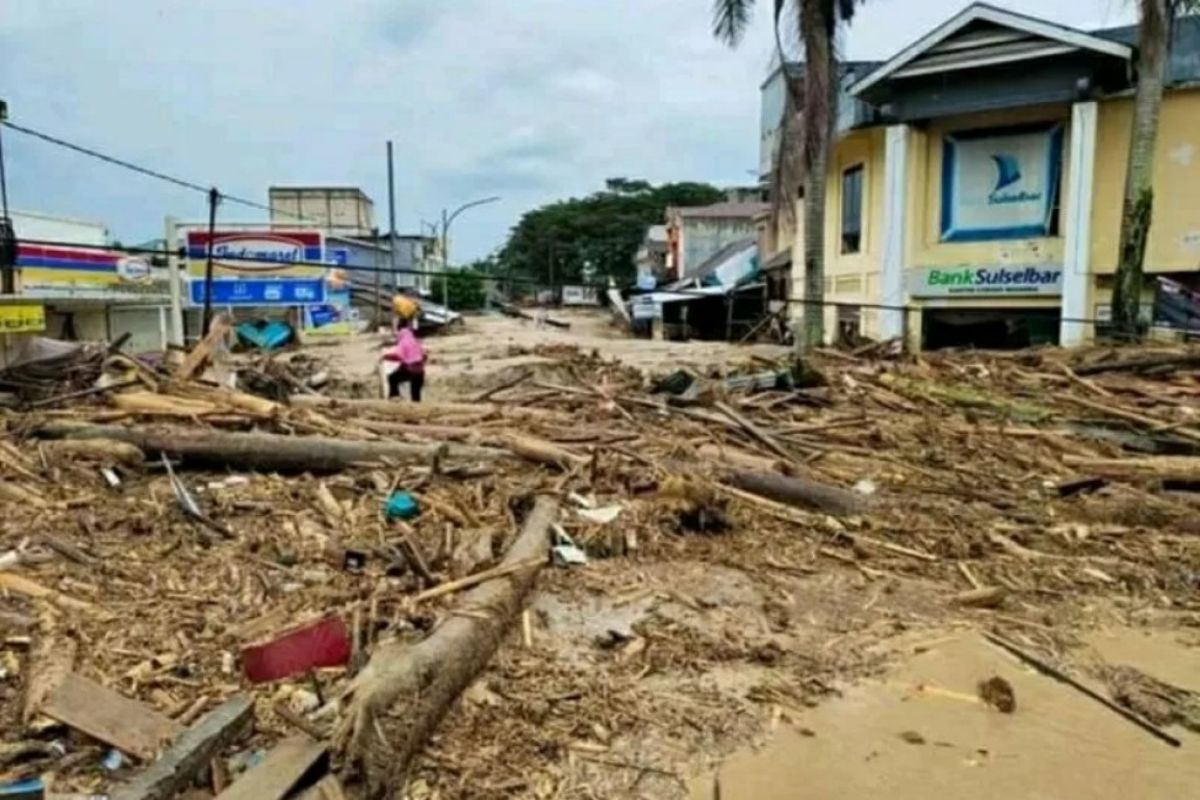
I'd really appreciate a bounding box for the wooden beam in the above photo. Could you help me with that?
[215,735,327,800]
[39,674,181,760]
[111,696,254,800]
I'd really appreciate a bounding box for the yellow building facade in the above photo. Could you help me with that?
[784,4,1200,348]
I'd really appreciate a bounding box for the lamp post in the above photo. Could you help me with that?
[440,196,500,310]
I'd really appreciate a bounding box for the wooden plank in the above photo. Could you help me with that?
[40,674,181,760]
[176,313,230,382]
[216,735,327,800]
[296,775,348,800]
[112,696,254,800]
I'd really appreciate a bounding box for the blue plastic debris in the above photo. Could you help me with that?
[384,491,420,521]
[102,748,125,772]
[0,777,43,799]
[235,320,294,351]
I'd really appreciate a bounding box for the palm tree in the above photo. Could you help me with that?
[713,0,863,350]
[1110,0,1198,340]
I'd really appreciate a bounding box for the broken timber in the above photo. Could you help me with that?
[39,674,182,761]
[111,696,254,800]
[216,735,327,800]
[334,496,558,796]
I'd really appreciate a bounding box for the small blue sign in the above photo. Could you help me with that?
[189,278,327,307]
[328,249,349,266]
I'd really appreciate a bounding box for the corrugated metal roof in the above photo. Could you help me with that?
[1094,15,1200,86]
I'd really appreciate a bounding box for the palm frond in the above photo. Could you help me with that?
[712,0,757,46]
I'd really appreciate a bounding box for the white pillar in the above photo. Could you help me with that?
[1061,101,1098,346]
[880,124,910,340]
[164,215,185,346]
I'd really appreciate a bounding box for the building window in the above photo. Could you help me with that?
[841,164,864,254]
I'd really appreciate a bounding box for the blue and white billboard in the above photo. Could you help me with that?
[940,124,1063,242]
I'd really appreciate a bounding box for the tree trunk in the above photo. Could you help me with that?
[798,0,838,351]
[35,422,510,471]
[334,497,558,796]
[1111,0,1170,340]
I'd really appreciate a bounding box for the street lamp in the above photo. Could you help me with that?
[440,196,500,310]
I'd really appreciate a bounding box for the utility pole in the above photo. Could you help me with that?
[164,216,184,345]
[0,100,14,296]
[441,207,449,312]
[384,141,396,323]
[201,187,220,336]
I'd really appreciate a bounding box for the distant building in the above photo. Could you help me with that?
[269,186,375,238]
[665,201,768,280]
[6,209,172,363]
[635,224,669,284]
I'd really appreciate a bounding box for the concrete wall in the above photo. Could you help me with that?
[681,218,759,277]
[269,188,375,237]
[1091,88,1200,273]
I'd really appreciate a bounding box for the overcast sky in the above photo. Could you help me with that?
[1,0,1134,260]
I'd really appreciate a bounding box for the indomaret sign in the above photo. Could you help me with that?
[909,265,1063,298]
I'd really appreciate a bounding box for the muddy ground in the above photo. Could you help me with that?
[313,310,1200,799]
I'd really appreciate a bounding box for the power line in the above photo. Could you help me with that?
[12,235,1172,332]
[0,119,324,225]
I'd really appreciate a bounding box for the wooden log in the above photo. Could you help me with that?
[215,735,327,800]
[1073,352,1200,376]
[334,496,558,796]
[697,443,785,475]
[42,438,145,467]
[176,313,230,381]
[724,470,868,517]
[491,433,588,469]
[111,696,254,800]
[1061,394,1200,443]
[1061,455,1200,482]
[111,391,221,417]
[952,586,1008,609]
[34,423,511,472]
[289,395,566,424]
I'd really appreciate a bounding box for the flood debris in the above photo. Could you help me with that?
[0,327,1197,797]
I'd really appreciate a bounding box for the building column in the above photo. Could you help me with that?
[880,124,910,341]
[1061,101,1098,346]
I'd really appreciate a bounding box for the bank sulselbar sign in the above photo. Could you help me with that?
[909,266,1062,298]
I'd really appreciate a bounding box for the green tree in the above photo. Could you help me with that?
[431,268,487,310]
[1110,0,1197,339]
[713,0,864,350]
[499,180,724,288]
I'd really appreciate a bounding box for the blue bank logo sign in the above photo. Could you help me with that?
[941,125,1062,242]
[909,266,1063,298]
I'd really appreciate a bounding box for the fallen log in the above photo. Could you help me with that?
[724,470,869,517]
[41,438,145,467]
[1061,454,1200,482]
[289,395,567,424]
[1073,352,1200,376]
[697,443,785,475]
[35,423,511,472]
[333,496,558,796]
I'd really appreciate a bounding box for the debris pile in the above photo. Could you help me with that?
[0,335,1198,797]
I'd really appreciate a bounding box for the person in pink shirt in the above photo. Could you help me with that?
[380,318,426,401]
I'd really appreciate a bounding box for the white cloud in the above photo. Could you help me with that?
[0,0,1132,259]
